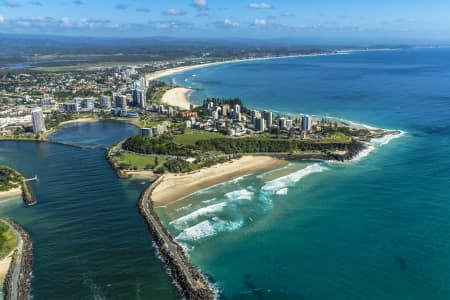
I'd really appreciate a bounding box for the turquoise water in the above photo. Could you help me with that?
[0,122,180,299]
[157,48,450,299]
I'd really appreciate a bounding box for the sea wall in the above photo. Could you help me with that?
[105,148,130,179]
[138,177,215,300]
[2,219,33,300]
[21,181,36,206]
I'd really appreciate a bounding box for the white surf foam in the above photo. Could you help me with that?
[175,203,193,212]
[202,197,217,204]
[276,188,289,195]
[175,218,244,242]
[350,131,405,162]
[225,189,254,201]
[262,163,328,194]
[170,202,227,230]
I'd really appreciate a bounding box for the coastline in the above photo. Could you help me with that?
[0,188,22,202]
[1,219,33,300]
[139,178,215,299]
[152,156,285,206]
[145,53,345,82]
[160,87,194,111]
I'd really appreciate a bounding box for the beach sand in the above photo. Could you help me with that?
[160,88,193,111]
[146,62,224,82]
[145,54,316,83]
[0,255,12,283]
[0,187,22,202]
[152,156,285,206]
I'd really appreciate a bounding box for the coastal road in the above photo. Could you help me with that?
[1,219,24,300]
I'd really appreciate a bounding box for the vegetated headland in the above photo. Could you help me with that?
[0,166,36,206]
[106,89,401,298]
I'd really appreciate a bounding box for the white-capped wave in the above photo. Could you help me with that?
[202,197,217,204]
[175,203,193,212]
[225,189,254,201]
[170,202,227,230]
[262,163,328,194]
[276,188,289,195]
[175,218,244,242]
[350,131,405,162]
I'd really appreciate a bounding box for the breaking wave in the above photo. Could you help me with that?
[170,202,227,230]
[175,218,244,242]
[225,189,254,201]
[351,131,405,162]
[262,163,328,195]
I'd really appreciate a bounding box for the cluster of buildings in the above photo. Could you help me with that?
[140,121,171,137]
[196,99,314,137]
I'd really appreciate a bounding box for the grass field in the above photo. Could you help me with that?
[320,132,352,143]
[113,152,166,170]
[173,129,223,146]
[0,222,17,260]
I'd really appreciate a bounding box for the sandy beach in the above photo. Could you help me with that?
[0,187,22,202]
[0,254,12,283]
[160,88,193,110]
[152,156,285,206]
[145,54,322,82]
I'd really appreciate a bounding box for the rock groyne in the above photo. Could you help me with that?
[2,219,33,300]
[138,177,215,300]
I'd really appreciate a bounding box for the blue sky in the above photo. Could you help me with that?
[0,0,449,43]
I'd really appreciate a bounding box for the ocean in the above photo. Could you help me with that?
[157,48,450,299]
[0,48,449,299]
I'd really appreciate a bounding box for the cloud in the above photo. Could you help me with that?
[163,8,185,16]
[253,18,267,26]
[115,4,128,10]
[281,11,294,17]
[30,1,42,6]
[136,7,150,13]
[0,15,4,24]
[192,0,207,10]
[248,2,273,9]
[72,0,84,5]
[223,18,240,28]
[150,20,195,31]
[2,0,21,7]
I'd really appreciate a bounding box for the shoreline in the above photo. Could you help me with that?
[1,219,33,300]
[0,188,22,202]
[139,178,215,299]
[160,87,194,111]
[145,51,361,82]
[152,156,286,206]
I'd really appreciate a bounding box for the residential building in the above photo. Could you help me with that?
[263,110,273,128]
[132,89,146,109]
[31,107,46,133]
[302,115,312,131]
[100,95,112,108]
[255,117,266,132]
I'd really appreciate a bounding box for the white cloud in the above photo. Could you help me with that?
[192,0,207,9]
[223,18,240,28]
[0,15,4,24]
[253,18,267,26]
[163,8,186,16]
[281,11,295,17]
[248,2,273,9]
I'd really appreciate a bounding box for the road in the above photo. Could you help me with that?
[1,219,23,300]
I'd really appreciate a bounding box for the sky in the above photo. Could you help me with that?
[0,0,449,43]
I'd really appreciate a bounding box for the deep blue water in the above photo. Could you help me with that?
[156,48,450,299]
